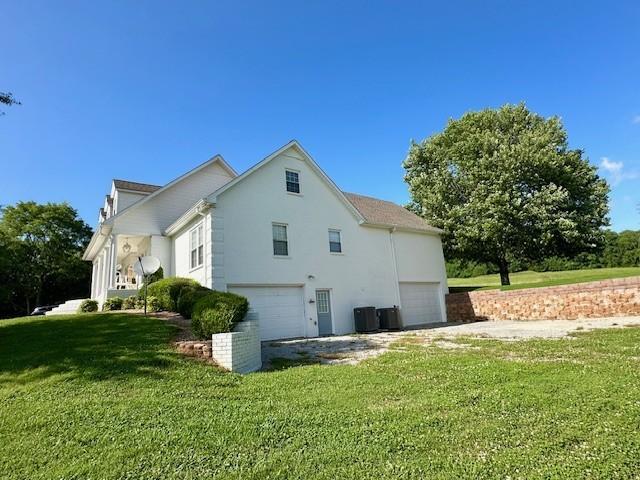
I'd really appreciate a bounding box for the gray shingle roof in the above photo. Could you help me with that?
[342,192,437,232]
[113,179,162,194]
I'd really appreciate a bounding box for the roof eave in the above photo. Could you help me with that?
[360,221,443,235]
[82,224,113,261]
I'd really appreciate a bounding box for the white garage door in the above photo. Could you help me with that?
[399,282,443,327]
[228,286,306,341]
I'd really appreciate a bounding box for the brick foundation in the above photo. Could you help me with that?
[446,276,640,322]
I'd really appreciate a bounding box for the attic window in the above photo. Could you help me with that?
[285,170,300,194]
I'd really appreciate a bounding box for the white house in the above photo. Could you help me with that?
[80,140,448,340]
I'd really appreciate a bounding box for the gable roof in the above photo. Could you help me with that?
[206,140,365,222]
[113,179,162,194]
[101,154,237,226]
[343,192,442,233]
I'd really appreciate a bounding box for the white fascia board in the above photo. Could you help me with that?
[82,223,113,261]
[359,222,444,236]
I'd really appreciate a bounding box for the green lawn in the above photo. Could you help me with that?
[448,266,640,292]
[2,313,640,479]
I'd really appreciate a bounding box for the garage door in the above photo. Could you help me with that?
[228,286,306,341]
[399,282,443,327]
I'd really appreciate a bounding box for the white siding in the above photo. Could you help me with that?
[171,212,212,287]
[212,146,446,336]
[112,161,234,235]
[114,191,148,214]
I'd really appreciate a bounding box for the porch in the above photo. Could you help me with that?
[91,234,155,302]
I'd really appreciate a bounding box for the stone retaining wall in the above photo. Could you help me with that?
[446,276,640,322]
[211,312,262,373]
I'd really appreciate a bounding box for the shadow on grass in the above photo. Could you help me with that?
[0,313,180,383]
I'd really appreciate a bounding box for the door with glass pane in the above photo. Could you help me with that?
[315,290,333,336]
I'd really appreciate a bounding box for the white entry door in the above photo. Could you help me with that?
[398,282,443,327]
[228,285,306,341]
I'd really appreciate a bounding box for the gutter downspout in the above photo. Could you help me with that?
[389,227,402,308]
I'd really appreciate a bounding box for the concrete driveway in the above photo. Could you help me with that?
[262,316,640,368]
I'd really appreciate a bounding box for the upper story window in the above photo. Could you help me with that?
[190,223,204,269]
[329,229,342,253]
[272,223,289,256]
[285,170,300,194]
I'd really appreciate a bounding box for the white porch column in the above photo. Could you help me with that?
[90,262,98,299]
[108,235,118,289]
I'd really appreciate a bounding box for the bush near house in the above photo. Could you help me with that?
[145,296,161,313]
[176,284,211,318]
[122,296,137,310]
[191,291,249,339]
[102,297,123,311]
[143,277,201,312]
[77,299,98,313]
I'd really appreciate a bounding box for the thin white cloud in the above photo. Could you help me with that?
[633,115,640,124]
[599,157,639,185]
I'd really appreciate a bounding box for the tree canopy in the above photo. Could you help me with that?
[0,91,21,114]
[404,103,610,285]
[0,202,92,317]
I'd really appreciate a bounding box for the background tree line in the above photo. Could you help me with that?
[0,202,92,318]
[446,229,640,278]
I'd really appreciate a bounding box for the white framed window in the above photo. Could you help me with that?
[272,223,289,256]
[285,170,300,194]
[190,223,204,269]
[328,229,342,253]
[316,290,330,313]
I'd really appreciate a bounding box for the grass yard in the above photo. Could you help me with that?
[1,313,640,479]
[448,266,640,292]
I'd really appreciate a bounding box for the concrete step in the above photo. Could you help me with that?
[46,298,89,316]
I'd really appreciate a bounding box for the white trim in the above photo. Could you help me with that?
[100,155,235,227]
[359,222,444,236]
[207,140,365,222]
[328,228,342,253]
[164,199,212,236]
[272,222,289,257]
[285,167,301,194]
[189,221,204,270]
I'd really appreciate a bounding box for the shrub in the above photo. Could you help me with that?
[144,277,201,312]
[135,296,146,309]
[191,291,249,339]
[146,296,161,313]
[122,296,137,310]
[78,299,98,313]
[102,297,123,311]
[145,266,164,286]
[177,285,211,319]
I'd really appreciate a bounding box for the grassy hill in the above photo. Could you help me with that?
[1,312,640,478]
[448,266,640,292]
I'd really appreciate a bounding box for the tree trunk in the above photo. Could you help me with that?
[498,258,510,286]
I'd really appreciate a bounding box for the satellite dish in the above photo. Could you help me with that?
[133,256,161,276]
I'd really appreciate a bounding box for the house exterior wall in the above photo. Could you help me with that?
[171,212,213,287]
[210,147,446,336]
[111,162,233,235]
[113,190,147,214]
[392,230,449,322]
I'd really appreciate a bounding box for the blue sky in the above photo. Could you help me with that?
[1,0,639,231]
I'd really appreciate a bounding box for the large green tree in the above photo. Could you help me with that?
[0,202,92,316]
[404,103,610,285]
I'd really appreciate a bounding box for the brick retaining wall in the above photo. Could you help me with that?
[446,276,640,322]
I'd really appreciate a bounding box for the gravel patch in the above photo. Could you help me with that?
[262,316,640,368]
